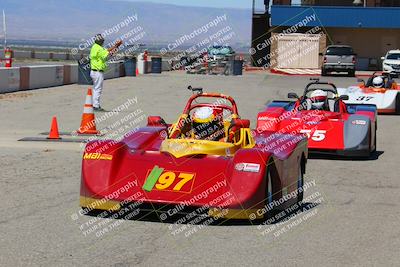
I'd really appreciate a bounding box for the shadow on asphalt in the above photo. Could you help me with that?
[322,73,356,78]
[84,201,320,227]
[309,150,384,161]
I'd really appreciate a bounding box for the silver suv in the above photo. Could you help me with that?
[321,45,356,77]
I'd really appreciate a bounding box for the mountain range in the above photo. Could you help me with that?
[0,0,251,46]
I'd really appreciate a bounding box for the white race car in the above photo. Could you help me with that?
[338,73,400,114]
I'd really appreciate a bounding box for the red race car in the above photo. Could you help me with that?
[257,80,377,158]
[80,87,308,220]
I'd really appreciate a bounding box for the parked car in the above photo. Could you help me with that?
[207,45,235,61]
[321,45,356,77]
[381,50,400,77]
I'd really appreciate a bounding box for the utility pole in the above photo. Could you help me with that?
[2,10,6,49]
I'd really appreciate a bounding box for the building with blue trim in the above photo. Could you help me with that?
[251,0,400,70]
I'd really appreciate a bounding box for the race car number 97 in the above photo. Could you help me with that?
[300,129,327,141]
[142,166,195,193]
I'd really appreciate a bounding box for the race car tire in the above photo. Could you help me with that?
[265,167,274,220]
[297,161,304,204]
[396,93,400,115]
[371,129,377,154]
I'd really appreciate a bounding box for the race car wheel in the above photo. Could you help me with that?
[372,126,377,154]
[396,93,400,115]
[297,163,304,204]
[266,169,273,208]
[263,167,275,220]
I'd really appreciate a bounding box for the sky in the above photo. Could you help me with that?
[122,0,254,9]
[119,0,301,9]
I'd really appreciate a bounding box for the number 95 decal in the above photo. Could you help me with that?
[300,129,327,141]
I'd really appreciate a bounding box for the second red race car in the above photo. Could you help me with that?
[257,80,377,158]
[80,87,308,221]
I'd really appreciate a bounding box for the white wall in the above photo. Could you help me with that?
[70,64,78,83]
[0,59,171,94]
[0,67,20,93]
[12,51,32,58]
[29,65,64,89]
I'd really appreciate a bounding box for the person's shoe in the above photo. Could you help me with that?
[93,107,106,112]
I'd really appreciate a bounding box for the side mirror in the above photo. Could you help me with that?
[147,116,167,127]
[288,93,299,99]
[381,57,385,60]
[339,95,349,101]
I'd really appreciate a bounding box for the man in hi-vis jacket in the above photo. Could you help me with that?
[90,34,122,111]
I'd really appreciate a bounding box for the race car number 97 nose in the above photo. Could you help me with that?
[142,166,195,193]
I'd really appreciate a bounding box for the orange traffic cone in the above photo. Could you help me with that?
[77,88,99,135]
[47,116,61,139]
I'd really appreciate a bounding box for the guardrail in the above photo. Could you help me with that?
[0,60,173,94]
[1,62,124,94]
[0,49,87,61]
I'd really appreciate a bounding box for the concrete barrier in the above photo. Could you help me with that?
[0,58,171,94]
[162,60,172,71]
[0,67,20,93]
[70,64,78,83]
[104,62,123,80]
[28,65,64,89]
[34,52,51,60]
[12,50,32,59]
[53,53,68,60]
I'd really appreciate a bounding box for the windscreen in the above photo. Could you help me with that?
[190,96,234,119]
[305,88,336,100]
[387,53,400,60]
[326,47,354,55]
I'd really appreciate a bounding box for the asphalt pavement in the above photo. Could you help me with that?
[0,72,399,266]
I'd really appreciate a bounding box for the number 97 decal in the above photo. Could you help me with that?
[300,129,327,142]
[142,166,195,193]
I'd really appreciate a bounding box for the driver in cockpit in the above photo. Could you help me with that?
[309,90,328,110]
[372,76,385,88]
[192,107,225,141]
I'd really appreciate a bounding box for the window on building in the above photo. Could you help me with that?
[380,0,400,7]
